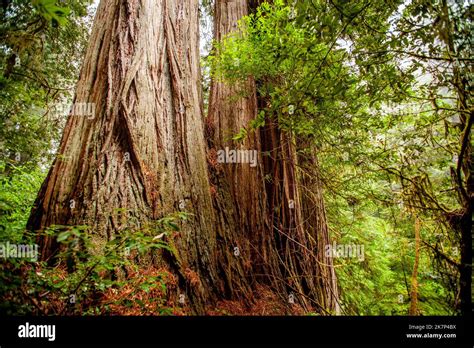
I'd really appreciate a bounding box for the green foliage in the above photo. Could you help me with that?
[0,160,45,240]
[1,0,92,172]
[0,213,188,315]
[32,0,71,27]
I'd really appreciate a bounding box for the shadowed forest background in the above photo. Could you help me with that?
[0,0,472,316]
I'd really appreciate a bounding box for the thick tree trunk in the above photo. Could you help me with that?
[296,142,341,313]
[28,0,340,315]
[259,121,340,313]
[27,0,219,313]
[206,0,269,302]
[208,0,340,314]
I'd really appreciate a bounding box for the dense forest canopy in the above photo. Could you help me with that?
[0,0,471,316]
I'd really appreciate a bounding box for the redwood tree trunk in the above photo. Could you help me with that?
[28,0,219,313]
[206,0,269,302]
[208,0,340,314]
[28,0,340,315]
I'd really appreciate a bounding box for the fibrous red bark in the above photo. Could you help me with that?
[28,0,220,312]
[207,0,340,314]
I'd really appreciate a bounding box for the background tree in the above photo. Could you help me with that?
[350,0,472,314]
[1,0,91,243]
